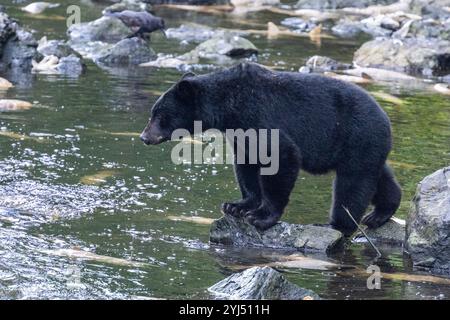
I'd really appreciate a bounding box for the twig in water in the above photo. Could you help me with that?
[342,205,382,258]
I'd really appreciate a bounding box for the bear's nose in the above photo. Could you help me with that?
[140,134,151,145]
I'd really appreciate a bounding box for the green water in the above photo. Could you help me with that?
[0,1,449,299]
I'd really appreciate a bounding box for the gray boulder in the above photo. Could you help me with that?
[166,23,245,43]
[96,37,156,66]
[280,17,317,32]
[405,167,450,272]
[1,29,38,72]
[194,33,258,60]
[67,16,132,43]
[142,33,258,69]
[37,38,79,58]
[210,214,344,253]
[353,37,450,76]
[208,266,320,300]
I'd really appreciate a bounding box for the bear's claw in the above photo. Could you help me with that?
[361,211,392,229]
[221,202,250,217]
[221,199,260,217]
[244,206,281,231]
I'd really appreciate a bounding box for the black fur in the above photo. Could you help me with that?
[140,63,402,236]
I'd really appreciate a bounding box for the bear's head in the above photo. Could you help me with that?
[140,72,198,145]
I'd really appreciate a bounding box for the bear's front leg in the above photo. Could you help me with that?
[245,145,301,230]
[222,164,261,217]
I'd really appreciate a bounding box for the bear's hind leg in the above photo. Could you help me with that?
[362,163,401,229]
[245,147,300,230]
[330,170,379,236]
[222,164,262,217]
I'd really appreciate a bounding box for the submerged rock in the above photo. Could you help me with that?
[405,167,450,273]
[210,214,344,253]
[353,38,450,76]
[96,37,156,66]
[208,266,320,300]
[280,17,317,32]
[166,23,244,43]
[67,16,132,44]
[55,54,85,76]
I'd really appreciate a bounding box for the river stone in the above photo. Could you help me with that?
[280,17,317,32]
[354,218,406,244]
[195,33,258,60]
[305,55,351,72]
[55,54,85,76]
[405,167,450,272]
[208,266,320,300]
[96,37,156,66]
[398,19,450,41]
[332,19,363,38]
[353,38,450,76]
[166,23,244,43]
[37,38,79,58]
[415,0,450,20]
[210,214,344,253]
[67,16,133,43]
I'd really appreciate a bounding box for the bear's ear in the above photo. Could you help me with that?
[181,72,196,80]
[175,77,198,104]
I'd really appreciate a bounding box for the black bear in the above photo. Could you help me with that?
[140,63,402,236]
